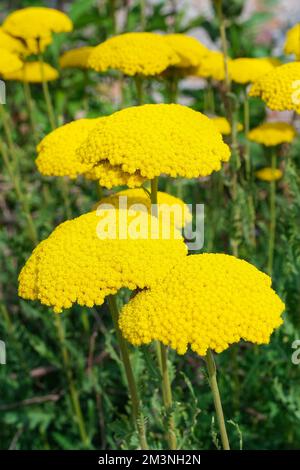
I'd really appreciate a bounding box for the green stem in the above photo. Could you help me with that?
[160,344,177,449]
[140,0,146,30]
[107,295,148,449]
[0,103,19,171]
[215,0,230,91]
[168,76,179,103]
[38,52,56,130]
[54,315,90,447]
[23,81,37,142]
[267,149,277,276]
[205,349,230,450]
[134,75,144,105]
[243,89,250,179]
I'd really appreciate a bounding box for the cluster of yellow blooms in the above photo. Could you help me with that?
[59,47,94,69]
[2,7,73,54]
[98,188,192,229]
[284,23,300,58]
[77,104,230,181]
[249,62,300,113]
[211,116,243,136]
[18,210,187,313]
[248,122,297,147]
[0,47,22,75]
[85,162,146,189]
[4,61,59,83]
[228,57,279,84]
[163,34,208,69]
[256,168,283,182]
[195,51,228,81]
[119,254,285,356]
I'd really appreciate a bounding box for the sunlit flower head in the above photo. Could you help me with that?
[0,48,23,75]
[249,62,300,113]
[85,162,146,189]
[0,27,26,55]
[256,167,283,182]
[248,122,297,146]
[119,253,285,355]
[163,34,208,69]
[88,32,179,76]
[59,47,94,69]
[4,61,59,83]
[3,7,73,54]
[284,23,300,58]
[211,116,243,135]
[195,51,230,81]
[18,210,188,313]
[229,57,279,84]
[77,104,231,182]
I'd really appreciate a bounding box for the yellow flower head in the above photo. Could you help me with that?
[3,61,59,83]
[0,27,26,55]
[77,104,231,181]
[229,57,279,84]
[18,210,188,313]
[36,118,102,178]
[249,62,300,113]
[248,122,297,146]
[195,51,230,81]
[85,162,146,189]
[3,7,73,54]
[0,48,23,75]
[284,24,300,58]
[87,32,179,76]
[119,253,285,355]
[211,116,243,135]
[98,188,192,228]
[163,34,208,68]
[59,47,94,69]
[256,167,283,182]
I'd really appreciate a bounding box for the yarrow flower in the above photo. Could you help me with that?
[18,210,188,313]
[87,32,179,76]
[284,23,300,58]
[77,104,231,182]
[163,34,208,69]
[0,27,26,55]
[4,61,59,82]
[119,253,285,355]
[256,167,283,182]
[98,188,192,228]
[195,51,230,81]
[0,48,23,75]
[229,57,279,84]
[248,122,297,146]
[211,116,243,135]
[249,62,300,113]
[59,47,94,69]
[85,162,146,189]
[2,7,73,54]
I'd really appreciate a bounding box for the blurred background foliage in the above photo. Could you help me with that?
[0,0,300,450]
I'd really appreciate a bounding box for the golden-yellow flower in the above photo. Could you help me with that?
[163,34,208,68]
[119,253,285,355]
[0,27,26,55]
[249,62,300,113]
[3,7,73,54]
[211,116,243,135]
[60,47,94,69]
[256,167,283,182]
[229,57,279,84]
[88,32,179,76]
[77,104,231,181]
[18,210,188,313]
[195,51,230,81]
[85,162,146,189]
[0,48,23,75]
[98,188,192,228]
[3,61,59,83]
[248,122,297,146]
[284,23,300,58]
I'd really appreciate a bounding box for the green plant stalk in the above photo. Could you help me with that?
[267,149,277,276]
[0,140,38,246]
[107,295,148,449]
[243,89,250,179]
[23,81,37,142]
[135,75,144,105]
[0,103,19,171]
[140,0,146,30]
[205,348,230,450]
[168,75,179,103]
[215,0,230,91]
[38,53,56,130]
[54,314,90,447]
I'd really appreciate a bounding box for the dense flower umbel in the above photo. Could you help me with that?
[77,104,231,180]
[163,34,208,68]
[85,162,146,189]
[3,7,73,54]
[195,51,230,81]
[98,189,192,228]
[0,48,22,75]
[4,61,59,83]
[248,122,297,146]
[284,24,300,58]
[256,167,283,182]
[119,254,285,355]
[18,210,188,313]
[60,47,94,69]
[0,27,26,55]
[211,116,243,135]
[249,62,300,113]
[229,58,278,84]
[88,32,179,76]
